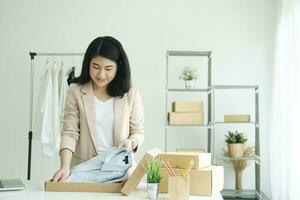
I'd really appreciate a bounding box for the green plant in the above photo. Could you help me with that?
[225,130,248,144]
[145,158,162,183]
[179,66,199,81]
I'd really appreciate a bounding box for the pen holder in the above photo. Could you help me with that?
[168,175,190,200]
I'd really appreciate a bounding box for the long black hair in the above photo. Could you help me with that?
[73,36,131,97]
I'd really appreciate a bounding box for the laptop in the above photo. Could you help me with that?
[0,179,25,191]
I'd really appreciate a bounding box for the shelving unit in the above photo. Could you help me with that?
[165,51,261,199]
[165,50,212,152]
[212,85,261,199]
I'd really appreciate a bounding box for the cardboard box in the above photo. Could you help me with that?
[121,148,162,195]
[176,148,205,153]
[159,152,211,170]
[159,166,224,196]
[44,148,162,194]
[224,114,250,122]
[45,181,123,192]
[168,112,204,125]
[172,101,203,113]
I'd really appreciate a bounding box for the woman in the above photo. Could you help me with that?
[53,36,144,182]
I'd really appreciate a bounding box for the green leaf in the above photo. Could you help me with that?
[225,130,248,144]
[146,158,162,183]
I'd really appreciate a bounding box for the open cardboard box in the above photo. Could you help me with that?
[45,148,162,194]
[45,181,123,192]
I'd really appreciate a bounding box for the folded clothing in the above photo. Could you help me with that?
[66,147,132,183]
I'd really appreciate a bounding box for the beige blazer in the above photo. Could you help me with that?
[60,81,144,166]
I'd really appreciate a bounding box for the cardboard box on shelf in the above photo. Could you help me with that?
[159,152,211,170]
[45,181,123,192]
[176,148,205,153]
[224,114,250,122]
[168,112,204,125]
[159,166,224,196]
[121,148,162,195]
[172,101,203,113]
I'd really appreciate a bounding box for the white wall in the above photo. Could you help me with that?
[0,0,276,198]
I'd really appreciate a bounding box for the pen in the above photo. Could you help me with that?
[162,161,174,176]
[182,159,194,176]
[162,161,176,176]
[166,161,176,176]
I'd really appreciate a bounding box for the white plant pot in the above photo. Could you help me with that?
[147,183,159,200]
[185,80,194,89]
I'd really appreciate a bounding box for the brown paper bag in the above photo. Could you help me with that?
[168,175,190,200]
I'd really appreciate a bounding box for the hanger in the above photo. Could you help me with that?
[72,56,75,67]
[60,56,64,71]
[67,67,75,86]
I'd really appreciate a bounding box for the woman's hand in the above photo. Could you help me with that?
[118,139,133,153]
[52,149,72,182]
[52,166,70,182]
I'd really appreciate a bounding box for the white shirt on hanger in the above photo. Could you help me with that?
[46,61,61,156]
[35,60,72,157]
[34,61,53,156]
[58,63,69,129]
[94,96,114,154]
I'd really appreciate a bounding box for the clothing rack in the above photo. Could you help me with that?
[28,52,84,180]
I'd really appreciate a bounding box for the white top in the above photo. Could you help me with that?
[50,61,61,156]
[34,61,61,157]
[94,96,114,154]
[58,64,69,129]
[34,61,52,142]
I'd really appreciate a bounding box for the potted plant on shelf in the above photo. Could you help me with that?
[179,66,199,89]
[145,158,162,200]
[225,130,248,158]
[224,130,251,190]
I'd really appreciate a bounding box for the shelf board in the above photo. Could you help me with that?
[214,121,258,124]
[214,122,260,128]
[214,85,258,90]
[167,88,210,92]
[167,51,211,57]
[222,189,259,199]
[215,155,260,162]
[166,124,211,128]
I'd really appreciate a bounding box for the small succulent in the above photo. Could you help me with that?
[145,158,162,183]
[225,130,248,144]
[179,66,199,81]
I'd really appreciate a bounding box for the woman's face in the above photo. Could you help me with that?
[89,55,117,89]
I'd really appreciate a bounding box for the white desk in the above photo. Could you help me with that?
[0,181,223,200]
